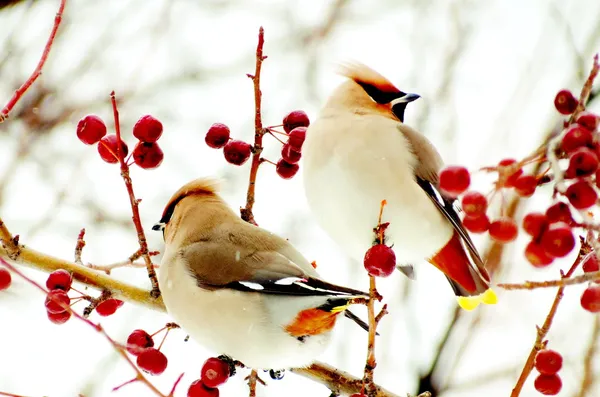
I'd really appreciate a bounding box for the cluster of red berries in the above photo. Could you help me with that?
[77,114,165,169]
[580,252,600,313]
[187,357,232,397]
[0,267,11,291]
[533,349,563,395]
[126,329,168,375]
[204,110,310,179]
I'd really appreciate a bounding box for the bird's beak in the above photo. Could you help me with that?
[392,92,420,105]
[152,222,165,231]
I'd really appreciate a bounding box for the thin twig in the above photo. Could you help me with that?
[0,0,66,122]
[498,270,600,290]
[110,92,160,297]
[240,27,267,225]
[74,228,86,265]
[247,369,258,397]
[576,316,600,397]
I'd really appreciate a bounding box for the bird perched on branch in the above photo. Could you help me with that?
[302,63,497,311]
[152,178,369,369]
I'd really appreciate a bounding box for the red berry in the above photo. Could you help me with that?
[565,180,597,209]
[201,357,230,388]
[462,214,490,233]
[205,123,230,149]
[288,127,307,151]
[581,285,600,312]
[461,191,488,216]
[565,147,599,178]
[489,217,518,243]
[96,298,124,317]
[349,394,367,397]
[541,222,575,258]
[439,166,470,197]
[187,380,219,397]
[534,349,563,375]
[522,212,549,239]
[223,140,252,166]
[98,134,128,164]
[554,89,578,115]
[363,244,396,277]
[576,111,599,131]
[283,110,310,133]
[45,289,70,314]
[534,373,562,395]
[498,158,522,187]
[281,143,301,164]
[47,309,71,325]
[582,252,600,273]
[46,269,72,292]
[127,329,154,355]
[0,268,11,290]
[137,347,168,375]
[276,159,299,179]
[132,142,164,169]
[77,115,107,145]
[525,241,554,268]
[545,202,573,225]
[513,174,537,197]
[133,115,163,143]
[561,125,594,154]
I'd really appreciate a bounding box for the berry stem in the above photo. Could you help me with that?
[0,0,66,122]
[267,130,286,145]
[240,27,267,226]
[110,92,161,298]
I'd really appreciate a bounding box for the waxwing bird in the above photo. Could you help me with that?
[152,178,369,370]
[302,62,497,311]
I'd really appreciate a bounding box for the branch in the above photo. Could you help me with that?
[576,316,600,397]
[240,27,267,225]
[0,0,66,122]
[498,269,600,290]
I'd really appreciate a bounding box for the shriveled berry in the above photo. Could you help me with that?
[576,111,599,131]
[565,147,598,178]
[534,373,562,395]
[581,285,600,312]
[439,166,470,197]
[513,174,537,197]
[47,309,71,325]
[201,357,230,388]
[541,222,575,258]
[561,125,593,154]
[565,180,597,209]
[0,268,12,290]
[461,191,488,216]
[522,212,548,239]
[498,158,522,187]
[205,123,230,149]
[545,202,573,225]
[582,252,600,273]
[96,298,124,317]
[364,244,396,277]
[223,140,252,166]
[46,269,72,291]
[525,241,553,268]
[133,115,163,143]
[462,214,490,233]
[77,115,107,145]
[489,217,518,243]
[288,127,307,151]
[187,380,219,397]
[276,159,299,179]
[98,134,128,164]
[127,329,154,355]
[133,142,164,169]
[45,289,70,314]
[554,89,578,115]
[283,110,310,133]
[137,347,168,375]
[281,143,301,164]
[534,349,563,375]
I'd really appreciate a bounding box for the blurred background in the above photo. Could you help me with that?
[1,0,599,396]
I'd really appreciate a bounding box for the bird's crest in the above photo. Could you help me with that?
[157,178,221,227]
[337,62,401,94]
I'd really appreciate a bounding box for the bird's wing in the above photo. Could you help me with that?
[397,124,490,282]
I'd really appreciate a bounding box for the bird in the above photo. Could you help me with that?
[302,62,497,311]
[152,178,370,370]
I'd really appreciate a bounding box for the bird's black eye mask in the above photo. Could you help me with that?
[357,82,420,122]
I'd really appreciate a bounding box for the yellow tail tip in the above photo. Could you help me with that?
[481,288,498,305]
[456,288,498,311]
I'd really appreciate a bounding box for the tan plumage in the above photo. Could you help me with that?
[154,178,369,369]
[303,63,496,309]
